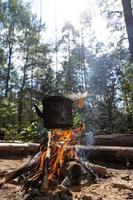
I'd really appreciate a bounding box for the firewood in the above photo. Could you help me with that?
[4,151,41,184]
[60,177,71,188]
[40,131,51,192]
[64,162,82,185]
[5,166,27,183]
[23,174,42,191]
[1,135,49,189]
[40,157,49,192]
[64,158,97,180]
[88,163,110,178]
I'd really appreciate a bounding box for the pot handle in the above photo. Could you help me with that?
[33,104,43,118]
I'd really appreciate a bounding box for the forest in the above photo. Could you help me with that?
[0,0,132,142]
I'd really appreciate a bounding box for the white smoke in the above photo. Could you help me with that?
[65,91,89,101]
[84,131,94,146]
[75,131,94,162]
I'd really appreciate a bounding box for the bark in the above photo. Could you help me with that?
[87,163,109,178]
[122,0,133,62]
[30,63,34,120]
[5,24,15,97]
[88,145,133,166]
[124,91,133,131]
[94,133,133,146]
[17,71,26,133]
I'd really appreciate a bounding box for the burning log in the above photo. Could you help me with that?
[0,137,48,188]
[0,151,41,188]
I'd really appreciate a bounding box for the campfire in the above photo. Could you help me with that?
[0,96,102,199]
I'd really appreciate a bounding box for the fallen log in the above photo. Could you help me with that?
[94,133,133,147]
[1,144,133,167]
[85,146,133,167]
[68,145,133,167]
[0,143,39,157]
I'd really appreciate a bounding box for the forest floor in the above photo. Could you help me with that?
[0,157,133,200]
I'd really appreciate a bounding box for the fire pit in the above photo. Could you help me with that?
[0,96,98,200]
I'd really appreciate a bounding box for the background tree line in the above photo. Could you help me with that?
[0,0,132,141]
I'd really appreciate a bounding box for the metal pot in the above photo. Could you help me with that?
[34,96,73,129]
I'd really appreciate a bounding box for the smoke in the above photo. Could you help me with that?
[65,92,95,161]
[83,131,94,146]
[76,131,94,162]
[65,91,89,101]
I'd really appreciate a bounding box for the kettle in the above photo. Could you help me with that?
[34,96,73,129]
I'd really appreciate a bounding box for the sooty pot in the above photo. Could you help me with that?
[34,96,73,129]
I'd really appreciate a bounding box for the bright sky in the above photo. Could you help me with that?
[31,0,110,43]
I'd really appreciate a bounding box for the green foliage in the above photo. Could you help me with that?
[120,63,133,130]
[73,112,81,127]
[0,97,18,140]
[0,0,132,142]
[20,121,39,142]
[121,63,133,112]
[0,0,51,141]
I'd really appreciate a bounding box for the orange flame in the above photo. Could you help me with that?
[77,98,85,109]
[36,124,85,182]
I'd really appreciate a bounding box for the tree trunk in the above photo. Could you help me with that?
[18,92,23,133]
[18,65,27,133]
[123,90,133,131]
[122,0,133,62]
[81,29,86,92]
[66,33,72,92]
[5,24,15,97]
[5,43,12,97]
[30,63,33,120]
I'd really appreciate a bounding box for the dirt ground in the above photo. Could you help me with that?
[0,157,133,200]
